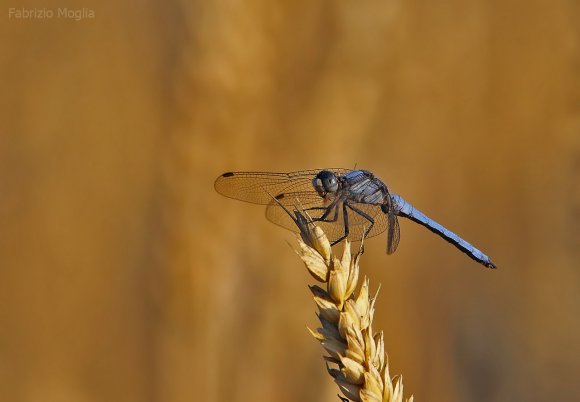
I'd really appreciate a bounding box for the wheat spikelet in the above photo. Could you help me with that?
[294,218,414,402]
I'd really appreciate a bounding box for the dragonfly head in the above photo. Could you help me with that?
[313,170,339,197]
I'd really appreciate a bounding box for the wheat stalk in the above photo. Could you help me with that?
[293,213,414,402]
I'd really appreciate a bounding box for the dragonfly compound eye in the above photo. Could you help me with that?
[313,170,339,196]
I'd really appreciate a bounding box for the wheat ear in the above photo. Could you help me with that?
[294,221,414,402]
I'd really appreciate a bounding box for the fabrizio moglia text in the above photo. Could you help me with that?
[8,8,95,21]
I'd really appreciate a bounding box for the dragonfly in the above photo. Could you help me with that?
[214,169,496,269]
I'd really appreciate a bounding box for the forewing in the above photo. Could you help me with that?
[214,169,350,205]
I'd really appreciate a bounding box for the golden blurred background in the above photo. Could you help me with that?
[1,1,579,401]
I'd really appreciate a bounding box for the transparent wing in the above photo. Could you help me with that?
[344,202,390,241]
[265,192,390,243]
[265,191,331,230]
[214,169,351,205]
[386,212,400,254]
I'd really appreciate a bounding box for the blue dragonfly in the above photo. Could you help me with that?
[215,169,496,269]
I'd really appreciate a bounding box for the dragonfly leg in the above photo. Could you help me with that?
[345,203,375,238]
[309,201,339,223]
[304,206,330,221]
[304,206,326,213]
[330,203,350,246]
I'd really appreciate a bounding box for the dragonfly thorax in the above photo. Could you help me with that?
[312,170,339,197]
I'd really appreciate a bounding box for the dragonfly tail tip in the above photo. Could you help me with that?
[486,261,498,269]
